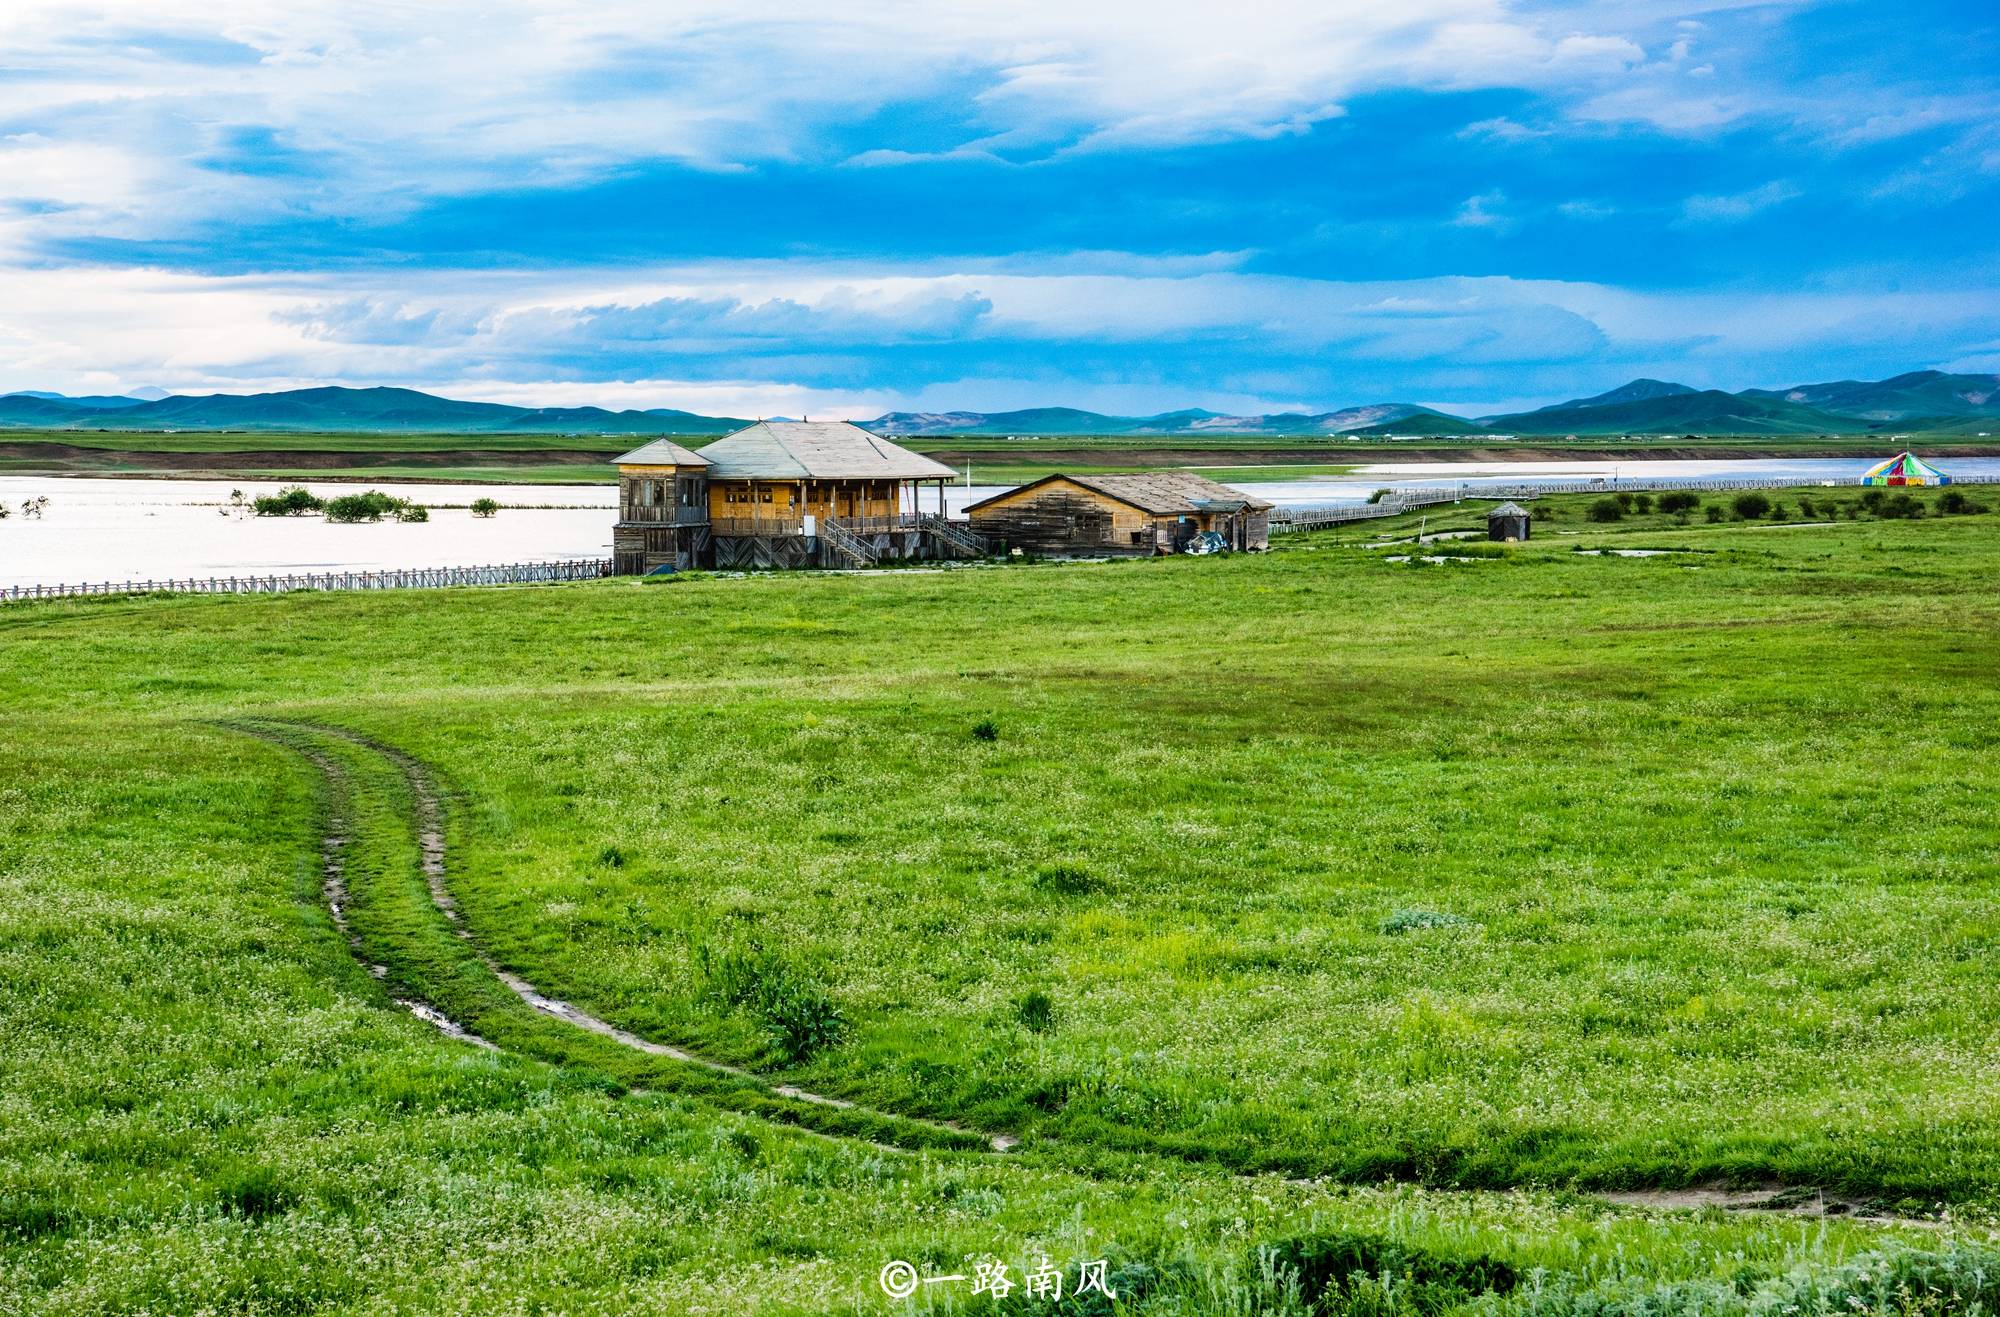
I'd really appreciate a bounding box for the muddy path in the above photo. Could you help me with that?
[231,723,495,1051]
[254,719,1017,1154]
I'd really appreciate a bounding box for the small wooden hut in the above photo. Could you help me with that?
[1486,502,1531,542]
[966,472,1271,556]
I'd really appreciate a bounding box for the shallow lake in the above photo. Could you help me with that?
[0,478,615,590]
[5,456,1993,589]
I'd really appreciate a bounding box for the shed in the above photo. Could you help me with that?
[966,472,1272,555]
[1486,502,1531,542]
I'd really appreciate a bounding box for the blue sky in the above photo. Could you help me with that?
[2,0,1997,417]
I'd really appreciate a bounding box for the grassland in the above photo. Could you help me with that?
[4,489,2000,1312]
[7,425,1997,486]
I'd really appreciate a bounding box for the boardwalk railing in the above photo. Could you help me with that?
[4,558,613,602]
[1272,472,2000,534]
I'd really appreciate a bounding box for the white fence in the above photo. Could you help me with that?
[1272,473,1999,534]
[3,558,613,602]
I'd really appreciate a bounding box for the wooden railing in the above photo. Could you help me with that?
[618,504,709,526]
[918,513,988,556]
[818,518,879,567]
[711,514,806,537]
[3,559,613,601]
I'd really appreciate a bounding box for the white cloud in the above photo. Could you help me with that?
[0,0,1751,243]
[1453,190,1512,229]
[1679,180,1800,223]
[4,256,1996,414]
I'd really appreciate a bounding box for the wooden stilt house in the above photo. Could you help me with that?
[614,421,984,572]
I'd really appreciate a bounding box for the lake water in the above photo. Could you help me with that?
[0,477,616,590]
[5,457,1994,589]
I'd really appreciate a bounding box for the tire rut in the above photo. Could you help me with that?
[277,720,1018,1154]
[233,723,496,1051]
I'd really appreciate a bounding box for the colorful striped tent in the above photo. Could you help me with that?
[1861,451,1952,486]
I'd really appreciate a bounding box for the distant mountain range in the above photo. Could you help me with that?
[3,371,1997,438]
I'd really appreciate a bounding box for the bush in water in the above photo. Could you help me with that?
[253,486,322,517]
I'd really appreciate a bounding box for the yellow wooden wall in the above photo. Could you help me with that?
[709,479,906,523]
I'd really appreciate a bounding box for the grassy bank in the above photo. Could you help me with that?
[4,498,2000,1310]
[6,426,1996,486]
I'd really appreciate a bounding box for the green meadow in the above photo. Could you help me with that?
[5,486,2000,1313]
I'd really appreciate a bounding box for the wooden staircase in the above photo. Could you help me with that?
[918,514,988,558]
[818,517,880,567]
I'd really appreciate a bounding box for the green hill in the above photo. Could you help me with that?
[1483,388,1858,435]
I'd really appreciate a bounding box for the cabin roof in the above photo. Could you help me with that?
[645,420,957,480]
[966,471,1274,516]
[1487,502,1530,518]
[612,438,711,467]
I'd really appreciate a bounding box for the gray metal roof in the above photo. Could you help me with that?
[678,421,957,480]
[968,471,1273,516]
[1487,502,1530,517]
[613,438,710,467]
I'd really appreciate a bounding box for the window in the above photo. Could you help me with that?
[759,488,773,504]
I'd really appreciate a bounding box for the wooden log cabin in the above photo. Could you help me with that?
[965,472,1272,556]
[614,421,981,572]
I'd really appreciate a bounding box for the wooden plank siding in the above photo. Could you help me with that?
[967,476,1269,556]
[614,463,711,575]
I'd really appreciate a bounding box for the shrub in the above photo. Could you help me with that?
[1795,495,1816,518]
[323,490,401,523]
[1657,491,1700,514]
[253,485,322,516]
[758,976,847,1064]
[1033,863,1105,896]
[1613,491,1633,510]
[1731,492,1771,520]
[1630,492,1653,513]
[1705,505,1725,523]
[699,941,847,1064]
[1531,504,1555,521]
[1939,489,1986,515]
[1586,497,1623,523]
[1258,1230,1518,1312]
[971,719,999,742]
[394,503,428,523]
[1016,990,1057,1034]
[1766,502,1788,520]
[1365,488,1394,505]
[1860,488,1885,512]
[470,497,500,518]
[215,1164,297,1220]
[1876,492,1924,519]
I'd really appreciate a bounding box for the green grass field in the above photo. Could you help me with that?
[5,487,2000,1313]
[7,426,1996,487]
